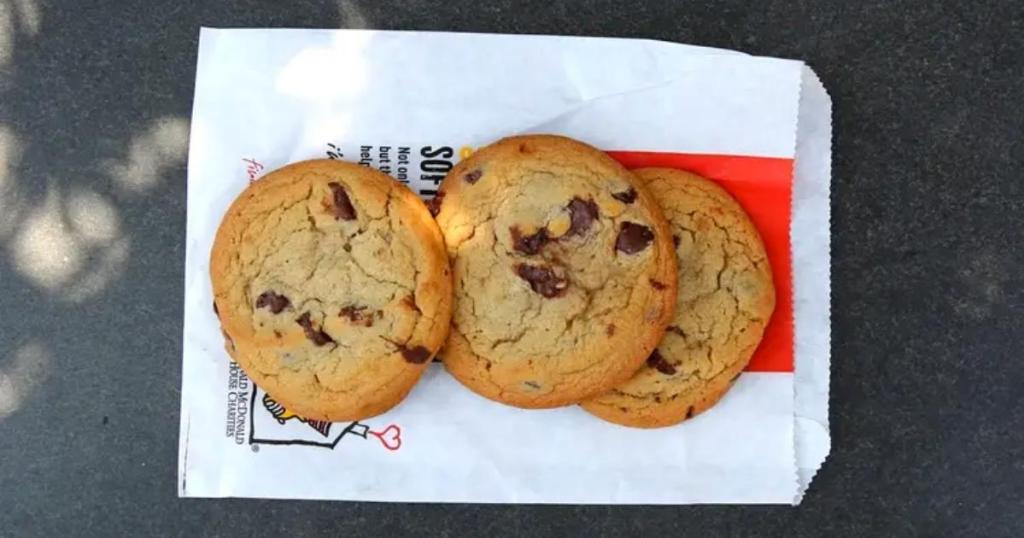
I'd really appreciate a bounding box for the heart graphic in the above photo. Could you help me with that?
[369,424,402,451]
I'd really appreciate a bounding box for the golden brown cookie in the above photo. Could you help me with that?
[210,159,452,421]
[431,135,677,408]
[581,168,776,428]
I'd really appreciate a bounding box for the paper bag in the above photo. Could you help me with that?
[179,29,831,504]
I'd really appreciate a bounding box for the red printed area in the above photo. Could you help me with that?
[607,151,794,373]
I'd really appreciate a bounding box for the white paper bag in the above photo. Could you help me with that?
[179,29,831,504]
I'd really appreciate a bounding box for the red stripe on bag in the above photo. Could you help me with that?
[607,151,795,373]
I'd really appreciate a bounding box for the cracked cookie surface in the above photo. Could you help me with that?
[211,159,452,421]
[432,136,677,408]
[581,168,776,428]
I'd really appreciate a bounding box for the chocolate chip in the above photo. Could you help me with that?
[523,381,541,390]
[654,395,662,403]
[686,406,695,419]
[515,263,568,298]
[399,345,431,364]
[646,349,676,375]
[566,198,598,237]
[255,291,291,314]
[673,234,681,248]
[650,279,668,290]
[611,188,637,204]
[339,305,374,327]
[464,169,483,184]
[606,323,616,336]
[295,312,335,346]
[327,182,356,220]
[402,294,421,313]
[511,226,549,255]
[213,300,219,316]
[615,222,654,254]
[426,191,445,217]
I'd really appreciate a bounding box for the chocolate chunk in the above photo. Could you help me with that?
[646,349,676,375]
[611,188,637,204]
[255,291,291,314]
[213,300,219,316]
[686,406,695,419]
[615,222,654,254]
[464,169,483,184]
[295,312,335,346]
[402,294,421,313]
[511,226,549,255]
[339,305,374,327]
[426,191,445,217]
[672,234,681,248]
[606,323,616,336]
[399,345,431,364]
[650,279,668,290]
[515,263,568,298]
[566,198,598,237]
[327,182,357,220]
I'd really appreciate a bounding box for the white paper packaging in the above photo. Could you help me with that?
[179,29,831,504]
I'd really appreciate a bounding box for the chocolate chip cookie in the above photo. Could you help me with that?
[211,159,452,421]
[432,135,678,408]
[581,168,776,428]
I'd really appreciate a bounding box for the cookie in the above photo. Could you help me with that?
[581,168,776,428]
[431,135,678,408]
[210,159,452,421]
